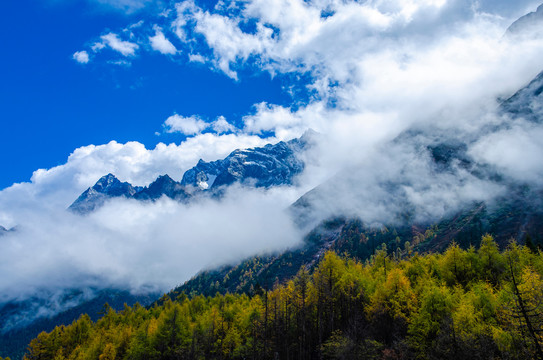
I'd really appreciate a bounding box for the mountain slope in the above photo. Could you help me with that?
[173,184,543,300]
[501,69,543,122]
[506,3,543,37]
[172,67,543,300]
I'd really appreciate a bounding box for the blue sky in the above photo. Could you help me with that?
[1,0,540,191]
[0,0,298,190]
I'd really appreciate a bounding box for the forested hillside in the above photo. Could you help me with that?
[21,235,543,360]
[0,291,158,360]
[175,186,543,300]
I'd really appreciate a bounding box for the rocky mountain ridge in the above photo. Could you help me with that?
[506,3,543,37]
[69,132,314,214]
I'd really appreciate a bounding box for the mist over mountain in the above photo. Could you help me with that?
[0,134,315,338]
[2,1,543,359]
[174,70,543,300]
[501,69,543,122]
[0,135,314,358]
[507,3,543,37]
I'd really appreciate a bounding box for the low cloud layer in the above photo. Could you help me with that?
[0,185,301,303]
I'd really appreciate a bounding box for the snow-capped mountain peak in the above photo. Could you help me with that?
[69,174,137,214]
[69,132,315,214]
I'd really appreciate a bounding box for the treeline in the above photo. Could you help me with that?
[24,235,543,359]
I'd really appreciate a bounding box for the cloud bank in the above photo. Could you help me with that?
[0,185,301,301]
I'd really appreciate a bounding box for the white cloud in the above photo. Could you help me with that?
[129,20,145,29]
[168,0,543,88]
[243,102,303,134]
[163,114,240,136]
[188,53,206,63]
[211,116,237,133]
[0,186,301,303]
[172,0,198,41]
[107,59,132,66]
[163,114,207,135]
[72,50,90,64]
[149,26,177,54]
[100,33,139,56]
[470,120,543,184]
[91,42,106,52]
[192,13,272,80]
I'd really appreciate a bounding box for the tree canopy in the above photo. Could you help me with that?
[24,235,543,360]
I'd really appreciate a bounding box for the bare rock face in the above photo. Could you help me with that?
[133,175,190,202]
[180,134,311,190]
[68,174,138,214]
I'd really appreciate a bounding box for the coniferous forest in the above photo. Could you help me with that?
[15,235,543,360]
